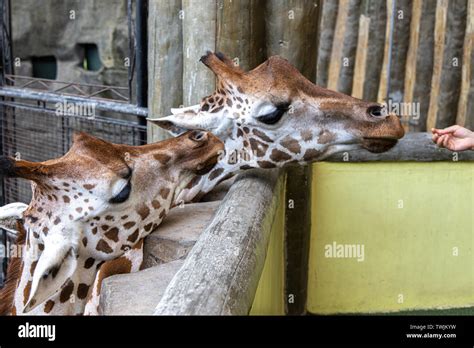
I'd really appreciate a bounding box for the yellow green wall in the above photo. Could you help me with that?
[307,162,474,314]
[250,177,286,315]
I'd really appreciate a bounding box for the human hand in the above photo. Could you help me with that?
[431,125,474,151]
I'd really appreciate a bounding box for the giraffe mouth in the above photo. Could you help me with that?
[194,154,220,175]
[361,137,398,153]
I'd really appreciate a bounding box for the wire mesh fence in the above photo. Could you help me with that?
[0,98,147,204]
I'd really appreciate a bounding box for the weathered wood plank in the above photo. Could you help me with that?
[362,0,387,101]
[316,0,338,87]
[265,0,319,80]
[216,0,265,71]
[337,0,362,94]
[427,0,449,130]
[182,0,216,105]
[324,132,474,162]
[435,0,468,129]
[327,0,350,91]
[154,169,284,315]
[387,0,412,103]
[352,13,370,99]
[147,0,182,142]
[377,0,394,103]
[411,0,436,131]
[264,0,319,315]
[456,0,474,129]
[403,0,422,131]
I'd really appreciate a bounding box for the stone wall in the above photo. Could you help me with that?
[11,0,130,90]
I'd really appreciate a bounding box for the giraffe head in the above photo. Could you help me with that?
[0,130,223,314]
[150,52,404,167]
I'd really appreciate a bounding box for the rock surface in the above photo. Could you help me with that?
[99,259,185,315]
[143,201,221,268]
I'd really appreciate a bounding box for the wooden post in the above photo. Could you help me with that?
[378,0,394,103]
[327,0,350,91]
[362,0,387,101]
[182,0,216,106]
[410,0,436,131]
[316,0,338,88]
[456,0,474,129]
[428,0,467,130]
[216,0,266,71]
[403,0,423,131]
[147,0,183,142]
[352,13,370,99]
[265,0,320,315]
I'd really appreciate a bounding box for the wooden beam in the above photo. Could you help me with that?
[411,1,436,131]
[327,0,350,91]
[426,0,448,130]
[154,169,284,315]
[264,0,320,315]
[316,0,338,87]
[377,0,394,103]
[352,14,370,99]
[403,0,423,131]
[216,0,265,71]
[324,132,474,162]
[456,0,474,128]
[435,0,468,129]
[182,0,216,105]
[147,0,182,142]
[362,0,387,101]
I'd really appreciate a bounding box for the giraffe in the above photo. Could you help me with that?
[148,51,405,203]
[0,130,224,315]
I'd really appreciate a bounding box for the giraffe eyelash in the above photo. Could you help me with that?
[256,103,290,125]
[109,180,132,204]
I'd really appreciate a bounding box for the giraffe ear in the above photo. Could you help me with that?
[0,156,52,182]
[23,235,78,313]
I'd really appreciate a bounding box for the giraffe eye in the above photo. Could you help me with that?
[256,103,289,125]
[110,181,131,204]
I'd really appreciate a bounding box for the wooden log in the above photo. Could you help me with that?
[182,0,216,106]
[434,0,467,129]
[216,0,266,71]
[264,0,319,315]
[426,0,468,130]
[327,0,350,91]
[387,0,412,103]
[352,13,370,99]
[324,132,474,162]
[316,0,338,87]
[337,0,362,94]
[265,0,319,80]
[362,0,387,101]
[456,0,474,130]
[154,169,284,315]
[411,0,436,131]
[147,0,182,142]
[378,0,394,103]
[403,0,423,131]
[426,0,448,130]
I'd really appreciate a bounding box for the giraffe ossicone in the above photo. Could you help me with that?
[148,51,405,203]
[0,130,224,315]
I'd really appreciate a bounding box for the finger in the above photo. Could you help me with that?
[442,135,451,148]
[434,125,461,135]
[436,135,445,147]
